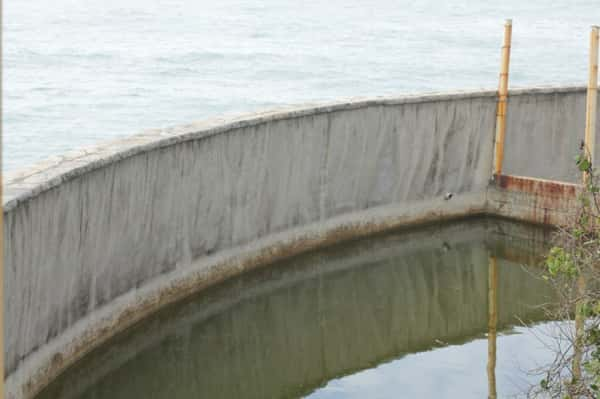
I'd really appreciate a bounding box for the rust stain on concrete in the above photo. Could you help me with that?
[494,174,577,197]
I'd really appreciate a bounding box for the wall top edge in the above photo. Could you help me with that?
[2,85,585,212]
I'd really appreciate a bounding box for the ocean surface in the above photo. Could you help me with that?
[3,0,599,171]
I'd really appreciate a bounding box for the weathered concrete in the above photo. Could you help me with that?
[504,87,597,182]
[488,174,580,226]
[2,86,595,399]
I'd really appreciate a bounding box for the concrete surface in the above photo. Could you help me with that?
[504,86,594,182]
[2,86,595,398]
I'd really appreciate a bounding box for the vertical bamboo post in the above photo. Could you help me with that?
[584,25,599,184]
[574,26,599,383]
[494,19,513,176]
[487,256,498,399]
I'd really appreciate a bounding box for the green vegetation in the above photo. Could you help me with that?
[536,149,600,398]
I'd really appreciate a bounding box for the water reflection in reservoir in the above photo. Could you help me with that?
[37,217,556,399]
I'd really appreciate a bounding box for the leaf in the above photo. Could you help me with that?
[578,158,591,172]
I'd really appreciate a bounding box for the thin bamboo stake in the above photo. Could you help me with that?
[494,19,513,176]
[584,26,599,184]
[574,26,599,384]
[487,256,498,399]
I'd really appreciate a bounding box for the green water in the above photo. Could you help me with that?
[37,217,557,399]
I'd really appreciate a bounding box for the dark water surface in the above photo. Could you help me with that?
[37,217,557,399]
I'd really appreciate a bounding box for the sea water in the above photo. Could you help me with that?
[4,0,599,171]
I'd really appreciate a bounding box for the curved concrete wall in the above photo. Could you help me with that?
[3,86,597,398]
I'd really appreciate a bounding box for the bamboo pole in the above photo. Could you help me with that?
[493,19,513,176]
[487,256,498,399]
[574,26,599,383]
[584,25,599,184]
